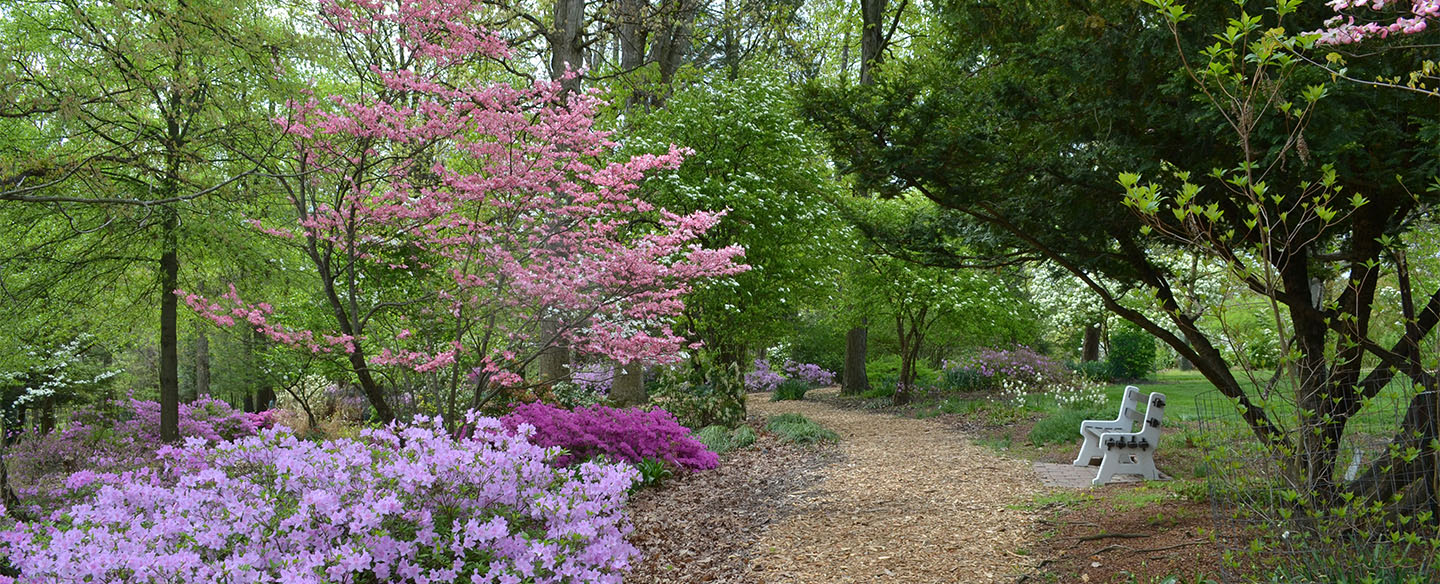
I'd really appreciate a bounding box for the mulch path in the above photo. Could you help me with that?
[628,388,1045,583]
[627,388,1222,583]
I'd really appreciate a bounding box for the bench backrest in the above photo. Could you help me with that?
[1119,385,1144,425]
[1137,391,1167,440]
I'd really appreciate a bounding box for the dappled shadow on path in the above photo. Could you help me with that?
[746,388,1042,583]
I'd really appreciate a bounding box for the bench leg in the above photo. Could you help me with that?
[1072,433,1101,467]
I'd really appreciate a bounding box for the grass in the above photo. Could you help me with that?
[770,379,810,401]
[694,424,759,454]
[765,413,840,445]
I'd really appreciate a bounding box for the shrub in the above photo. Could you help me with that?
[765,413,839,445]
[1108,324,1157,380]
[502,402,718,470]
[1028,408,1109,446]
[771,379,810,401]
[866,354,938,390]
[780,360,835,387]
[0,415,640,583]
[743,360,786,392]
[861,384,896,400]
[940,366,988,391]
[693,425,733,454]
[941,346,1067,391]
[4,397,271,514]
[1069,360,1115,382]
[648,359,746,430]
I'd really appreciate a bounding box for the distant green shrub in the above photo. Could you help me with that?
[865,354,937,390]
[1107,324,1157,381]
[765,413,839,445]
[861,384,895,400]
[1069,360,1115,382]
[771,379,810,401]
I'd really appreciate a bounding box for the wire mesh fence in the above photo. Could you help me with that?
[1196,389,1440,583]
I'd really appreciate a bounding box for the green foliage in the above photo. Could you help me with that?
[730,425,757,449]
[631,457,674,491]
[1107,324,1157,381]
[1069,360,1116,383]
[770,379,810,402]
[694,425,733,454]
[866,354,938,390]
[860,384,895,400]
[649,354,747,429]
[693,424,759,455]
[623,76,847,352]
[765,413,839,445]
[1028,408,1109,446]
[781,313,847,381]
[940,367,988,391]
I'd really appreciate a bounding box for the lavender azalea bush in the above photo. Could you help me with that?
[0,413,639,583]
[502,402,718,471]
[943,346,1068,391]
[4,397,274,514]
[743,358,835,392]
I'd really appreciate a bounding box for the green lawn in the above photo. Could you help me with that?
[1103,368,1416,437]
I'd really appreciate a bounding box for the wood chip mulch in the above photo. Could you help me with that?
[627,388,1046,583]
[626,419,841,583]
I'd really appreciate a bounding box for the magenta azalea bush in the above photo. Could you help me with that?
[0,414,638,583]
[744,358,835,392]
[502,402,718,471]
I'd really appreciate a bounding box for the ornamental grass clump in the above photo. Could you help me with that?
[502,402,718,471]
[0,413,639,583]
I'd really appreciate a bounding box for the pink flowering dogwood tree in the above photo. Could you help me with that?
[180,0,745,423]
[1316,0,1440,44]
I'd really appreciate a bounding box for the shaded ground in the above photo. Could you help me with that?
[628,387,1222,583]
[626,417,840,583]
[750,388,1042,582]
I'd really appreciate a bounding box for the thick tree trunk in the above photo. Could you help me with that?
[538,321,572,383]
[843,323,868,395]
[1081,323,1101,362]
[549,0,585,95]
[159,206,180,443]
[38,396,54,435]
[194,322,210,399]
[610,361,646,407]
[859,0,886,86]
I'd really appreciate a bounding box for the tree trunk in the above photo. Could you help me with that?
[538,321,572,383]
[1081,323,1101,362]
[610,361,646,407]
[859,0,886,86]
[194,322,210,399]
[38,396,54,435]
[159,205,180,443]
[257,386,275,411]
[843,323,868,395]
[893,313,912,405]
[549,0,585,95]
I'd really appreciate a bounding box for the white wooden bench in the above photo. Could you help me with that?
[1091,391,1167,485]
[1072,385,1143,467]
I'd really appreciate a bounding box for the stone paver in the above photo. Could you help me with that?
[1033,462,1171,488]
